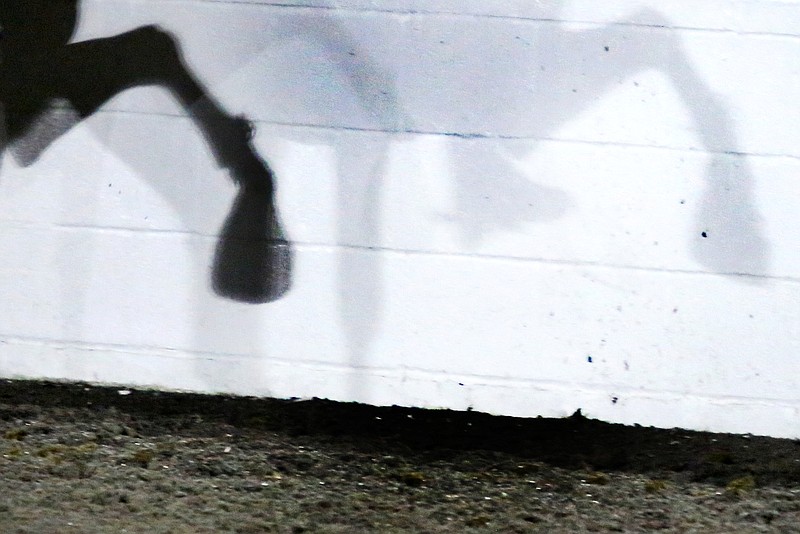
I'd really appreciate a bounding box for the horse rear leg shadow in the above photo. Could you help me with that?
[533,13,769,277]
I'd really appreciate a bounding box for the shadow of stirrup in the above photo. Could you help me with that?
[212,189,292,303]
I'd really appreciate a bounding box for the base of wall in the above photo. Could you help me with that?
[2,338,797,439]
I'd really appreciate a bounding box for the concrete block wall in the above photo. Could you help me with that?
[1,0,798,437]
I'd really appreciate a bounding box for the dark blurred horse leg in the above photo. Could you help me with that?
[54,25,273,195]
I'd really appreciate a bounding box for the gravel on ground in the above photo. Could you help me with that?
[1,380,798,533]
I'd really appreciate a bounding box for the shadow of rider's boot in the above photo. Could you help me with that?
[209,117,292,303]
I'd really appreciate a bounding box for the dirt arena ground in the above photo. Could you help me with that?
[1,379,798,533]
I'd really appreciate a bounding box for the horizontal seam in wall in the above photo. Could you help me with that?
[3,221,798,285]
[91,108,800,162]
[184,0,800,39]
[2,337,798,407]
[312,242,799,285]
[0,335,241,362]
[394,367,800,408]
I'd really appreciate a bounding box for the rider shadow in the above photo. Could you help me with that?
[0,0,290,303]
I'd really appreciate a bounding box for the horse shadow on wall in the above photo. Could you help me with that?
[379,5,769,273]
[280,4,770,277]
[301,3,771,392]
[0,1,772,389]
[0,0,290,303]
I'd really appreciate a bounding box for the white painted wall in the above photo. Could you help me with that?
[1,0,798,438]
